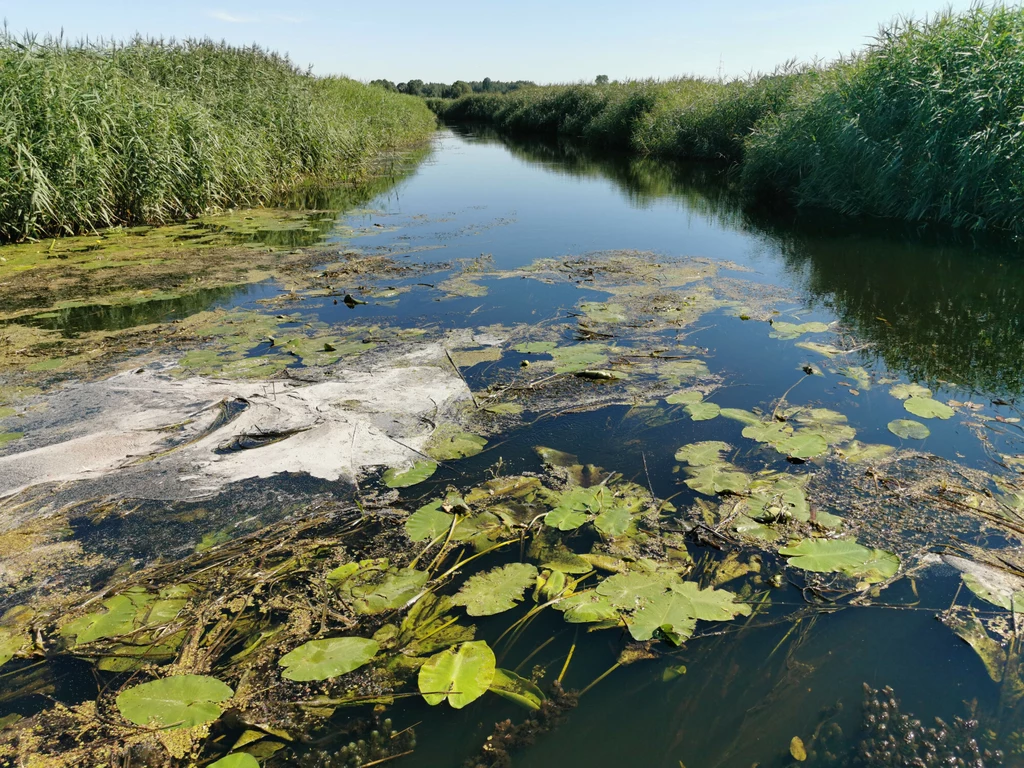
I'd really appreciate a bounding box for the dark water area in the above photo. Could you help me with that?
[6,127,1024,767]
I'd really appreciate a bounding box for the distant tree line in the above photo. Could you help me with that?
[369,77,535,98]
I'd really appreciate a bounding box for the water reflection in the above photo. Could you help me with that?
[455,125,1024,396]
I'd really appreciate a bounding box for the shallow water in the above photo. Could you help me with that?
[3,127,1024,767]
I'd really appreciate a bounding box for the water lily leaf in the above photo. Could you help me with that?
[742,421,792,446]
[795,341,844,358]
[427,425,488,460]
[835,365,872,390]
[542,553,594,574]
[778,538,899,584]
[279,637,379,682]
[904,397,954,420]
[551,344,609,373]
[0,629,29,668]
[666,391,704,405]
[596,571,683,610]
[720,408,762,426]
[668,581,752,621]
[889,383,932,401]
[545,486,602,530]
[626,593,697,643]
[489,668,546,710]
[61,591,151,645]
[514,342,557,354]
[594,505,632,537]
[553,592,619,623]
[945,610,1005,682]
[837,441,895,463]
[209,755,260,768]
[116,674,233,729]
[405,503,455,542]
[887,419,930,440]
[334,562,429,614]
[452,563,539,616]
[484,402,524,415]
[685,402,720,421]
[769,321,830,340]
[674,441,731,467]
[418,640,496,709]
[685,464,750,496]
[774,432,829,459]
[383,460,438,488]
[943,556,1024,611]
[580,302,627,324]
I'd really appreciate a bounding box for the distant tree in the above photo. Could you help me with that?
[369,79,398,91]
[595,74,609,85]
[404,79,425,97]
[481,77,493,92]
[450,80,472,97]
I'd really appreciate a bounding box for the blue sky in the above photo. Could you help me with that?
[2,0,981,83]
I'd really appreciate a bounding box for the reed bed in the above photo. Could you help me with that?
[432,5,1024,236]
[0,34,435,242]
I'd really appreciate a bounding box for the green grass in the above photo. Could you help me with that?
[432,4,1024,236]
[0,34,435,242]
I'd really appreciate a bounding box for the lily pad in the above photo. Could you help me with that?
[626,593,698,643]
[685,464,751,496]
[418,640,496,709]
[795,341,844,358]
[452,563,539,616]
[887,419,930,440]
[594,505,632,537]
[769,321,830,340]
[383,460,438,488]
[904,397,954,420]
[545,486,602,531]
[279,637,379,682]
[778,538,900,584]
[685,402,720,421]
[0,629,29,668]
[836,441,895,464]
[720,408,762,426]
[405,503,455,542]
[890,383,932,401]
[674,441,730,467]
[553,592,620,623]
[774,432,829,459]
[666,391,704,405]
[426,426,488,460]
[209,756,260,768]
[332,561,429,614]
[489,668,546,710]
[116,674,233,729]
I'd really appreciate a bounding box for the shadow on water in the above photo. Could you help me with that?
[453,124,1024,397]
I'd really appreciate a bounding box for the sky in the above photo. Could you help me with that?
[1,0,984,84]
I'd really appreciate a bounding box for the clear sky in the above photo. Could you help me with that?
[2,0,984,83]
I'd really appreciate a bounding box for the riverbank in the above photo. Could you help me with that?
[0,34,435,242]
[430,5,1024,238]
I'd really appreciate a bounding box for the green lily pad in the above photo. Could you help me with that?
[116,674,233,729]
[769,321,830,340]
[685,402,720,421]
[331,560,429,614]
[489,668,547,710]
[742,421,792,446]
[383,460,438,488]
[580,302,627,324]
[889,383,932,401]
[775,432,829,459]
[837,441,895,464]
[684,464,751,496]
[596,571,683,610]
[904,397,955,420]
[795,341,844,358]
[778,538,900,584]
[0,629,29,668]
[551,344,609,373]
[209,756,260,768]
[626,593,698,643]
[720,408,762,426]
[888,419,930,440]
[426,426,488,460]
[674,441,731,467]
[594,505,632,537]
[418,640,496,709]
[405,503,455,542]
[545,486,602,531]
[666,391,704,405]
[279,637,379,682]
[514,342,557,354]
[553,592,620,623]
[452,563,539,616]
